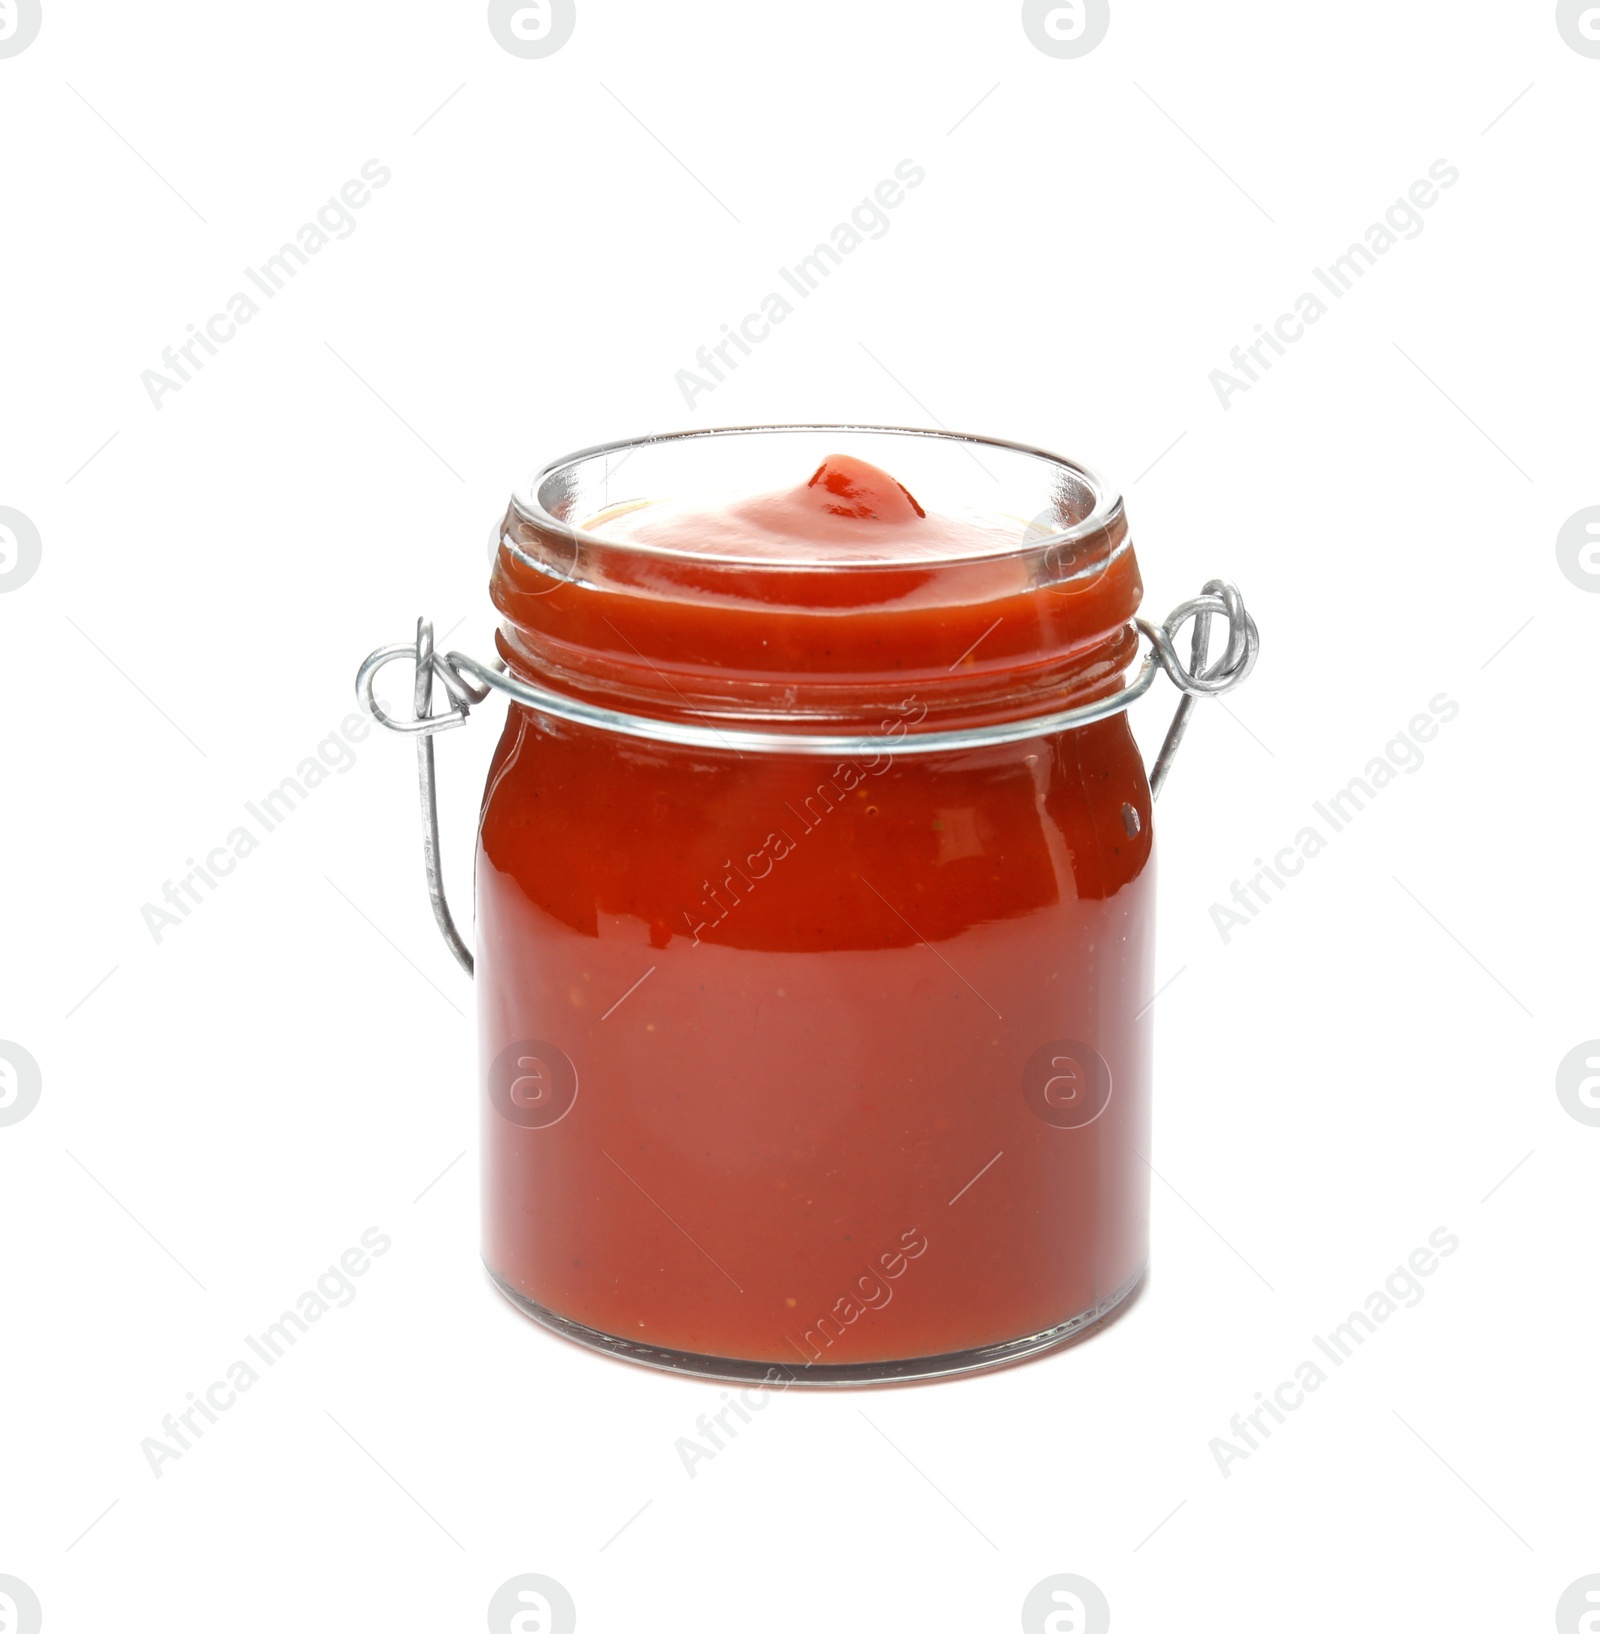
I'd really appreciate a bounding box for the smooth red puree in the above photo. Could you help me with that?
[588,454,1026,563]
[478,452,1154,1370]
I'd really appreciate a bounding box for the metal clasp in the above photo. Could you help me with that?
[356,584,1259,976]
[355,619,494,974]
[1140,579,1259,797]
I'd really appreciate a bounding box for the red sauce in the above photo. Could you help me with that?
[478,455,1154,1370]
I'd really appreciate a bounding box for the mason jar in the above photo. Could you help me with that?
[356,425,1257,1384]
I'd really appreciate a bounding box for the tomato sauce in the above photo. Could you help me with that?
[477,453,1155,1374]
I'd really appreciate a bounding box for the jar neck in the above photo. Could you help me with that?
[489,507,1145,734]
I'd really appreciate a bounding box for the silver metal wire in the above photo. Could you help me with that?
[1147,579,1259,796]
[354,582,1258,973]
[410,619,476,975]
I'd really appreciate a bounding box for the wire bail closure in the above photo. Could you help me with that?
[355,581,1259,977]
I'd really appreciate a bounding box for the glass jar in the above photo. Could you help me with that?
[356,425,1257,1384]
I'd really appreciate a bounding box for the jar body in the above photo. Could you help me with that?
[477,704,1155,1379]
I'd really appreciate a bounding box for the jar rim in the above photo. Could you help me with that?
[508,423,1124,574]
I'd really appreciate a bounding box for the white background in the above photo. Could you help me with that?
[3,2,1597,1630]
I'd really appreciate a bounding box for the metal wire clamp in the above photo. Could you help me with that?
[355,580,1258,976]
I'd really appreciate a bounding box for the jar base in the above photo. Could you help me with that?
[484,1262,1147,1387]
